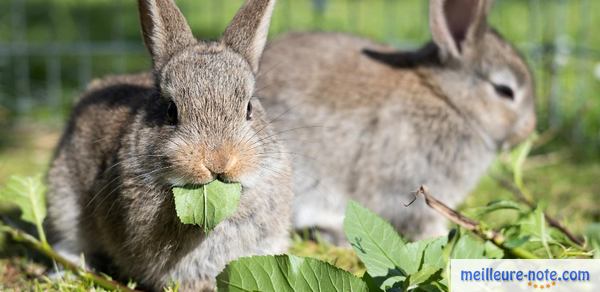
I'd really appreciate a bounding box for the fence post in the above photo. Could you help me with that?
[11,0,32,114]
[47,2,63,111]
[312,0,327,28]
[383,0,395,43]
[572,0,591,146]
[346,0,360,32]
[112,0,126,74]
[77,4,92,93]
[281,0,292,31]
[548,0,569,130]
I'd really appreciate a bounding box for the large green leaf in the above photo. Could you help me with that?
[172,180,241,232]
[216,255,367,292]
[0,175,47,227]
[343,201,450,291]
[343,201,406,278]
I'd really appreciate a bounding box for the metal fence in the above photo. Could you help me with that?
[0,0,598,147]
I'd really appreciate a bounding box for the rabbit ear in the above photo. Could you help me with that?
[429,0,493,60]
[138,0,197,70]
[222,0,276,73]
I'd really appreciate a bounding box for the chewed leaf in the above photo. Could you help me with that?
[0,175,47,227]
[172,180,241,232]
[217,255,367,292]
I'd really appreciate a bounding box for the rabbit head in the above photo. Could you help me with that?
[428,0,536,150]
[137,0,280,187]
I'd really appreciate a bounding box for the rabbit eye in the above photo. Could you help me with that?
[493,84,515,100]
[246,101,253,121]
[166,101,178,125]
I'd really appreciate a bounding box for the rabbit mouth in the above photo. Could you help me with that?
[165,169,244,188]
[171,178,242,189]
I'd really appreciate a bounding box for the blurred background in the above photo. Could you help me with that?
[0,0,599,244]
[1,0,599,142]
[0,0,598,288]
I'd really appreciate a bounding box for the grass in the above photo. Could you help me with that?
[0,126,598,290]
[467,159,600,235]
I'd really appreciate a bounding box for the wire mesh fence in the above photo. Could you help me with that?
[0,0,599,149]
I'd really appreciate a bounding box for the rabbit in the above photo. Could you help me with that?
[44,0,292,290]
[257,0,536,243]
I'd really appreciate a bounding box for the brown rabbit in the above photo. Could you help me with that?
[45,0,291,290]
[257,0,536,243]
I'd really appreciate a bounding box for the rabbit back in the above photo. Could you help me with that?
[259,32,498,240]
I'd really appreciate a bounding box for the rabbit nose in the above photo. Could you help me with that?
[205,152,238,179]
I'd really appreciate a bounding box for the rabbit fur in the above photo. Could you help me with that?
[45,0,292,290]
[257,0,536,243]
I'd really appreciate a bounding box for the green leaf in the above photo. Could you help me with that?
[510,135,535,192]
[0,175,47,244]
[406,266,440,289]
[396,237,446,276]
[483,241,504,259]
[343,202,449,291]
[519,207,553,258]
[172,180,241,232]
[422,237,448,270]
[380,276,404,291]
[414,282,447,292]
[361,272,385,292]
[343,201,406,278]
[586,223,600,259]
[0,175,47,226]
[503,236,530,249]
[216,255,367,292]
[450,233,486,259]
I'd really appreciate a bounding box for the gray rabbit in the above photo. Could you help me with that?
[257,0,536,243]
[45,0,291,290]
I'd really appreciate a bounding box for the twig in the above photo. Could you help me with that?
[493,176,584,246]
[415,186,539,259]
[0,224,138,292]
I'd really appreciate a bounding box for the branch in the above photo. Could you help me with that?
[415,186,539,259]
[0,224,139,292]
[493,176,584,246]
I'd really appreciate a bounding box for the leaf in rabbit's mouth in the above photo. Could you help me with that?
[172,180,242,232]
